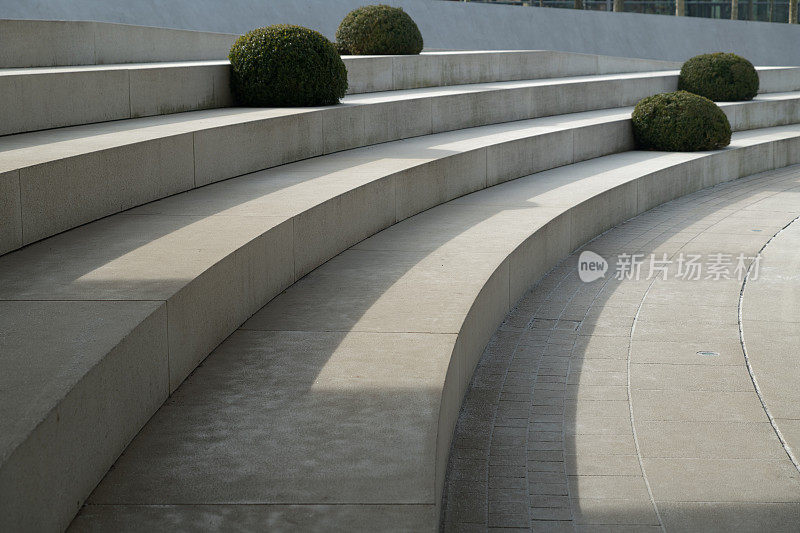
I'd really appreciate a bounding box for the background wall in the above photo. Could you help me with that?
[0,0,798,65]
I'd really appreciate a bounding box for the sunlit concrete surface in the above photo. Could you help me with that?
[443,165,800,532]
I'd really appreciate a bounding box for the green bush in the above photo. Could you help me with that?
[678,52,759,101]
[228,25,348,107]
[632,91,731,152]
[336,5,423,55]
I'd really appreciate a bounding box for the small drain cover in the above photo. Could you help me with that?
[696,350,720,357]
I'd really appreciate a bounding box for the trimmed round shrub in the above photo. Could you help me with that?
[336,5,423,55]
[632,91,731,152]
[228,25,348,107]
[678,52,759,101]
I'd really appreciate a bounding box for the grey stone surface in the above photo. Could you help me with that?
[3,57,800,531]
[4,67,799,256]
[69,503,437,533]
[1,50,668,135]
[443,165,800,531]
[741,206,800,461]
[2,0,799,65]
[0,300,168,533]
[58,141,800,533]
[0,170,21,255]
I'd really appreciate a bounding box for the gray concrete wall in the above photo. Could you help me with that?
[0,0,799,65]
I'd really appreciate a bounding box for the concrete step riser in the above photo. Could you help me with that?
[4,71,796,258]
[436,138,800,526]
[0,51,681,137]
[0,63,234,136]
[5,55,798,139]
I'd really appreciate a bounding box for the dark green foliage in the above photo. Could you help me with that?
[678,52,759,101]
[632,91,731,152]
[336,5,423,55]
[228,25,348,107]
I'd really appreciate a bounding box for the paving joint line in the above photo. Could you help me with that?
[738,213,800,474]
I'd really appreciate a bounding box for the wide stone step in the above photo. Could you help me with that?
[4,67,799,257]
[65,127,800,532]
[0,112,797,531]
[0,104,639,532]
[440,166,800,531]
[0,50,680,136]
[1,63,799,531]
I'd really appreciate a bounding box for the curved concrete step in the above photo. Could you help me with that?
[3,68,799,257]
[63,128,800,532]
[1,74,798,531]
[0,104,645,533]
[0,50,681,136]
[0,97,796,529]
[442,167,800,530]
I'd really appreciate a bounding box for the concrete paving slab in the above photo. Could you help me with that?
[571,498,659,525]
[89,330,455,506]
[657,501,800,533]
[643,458,800,502]
[631,390,767,422]
[635,421,786,459]
[629,363,752,391]
[446,166,800,530]
[69,503,437,533]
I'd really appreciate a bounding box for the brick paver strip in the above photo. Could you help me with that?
[443,165,800,532]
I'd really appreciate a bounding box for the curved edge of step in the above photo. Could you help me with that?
[2,122,799,532]
[428,132,800,526]
[59,128,800,532]
[0,107,635,532]
[3,60,795,145]
[3,67,798,258]
[0,50,683,138]
[0,68,676,256]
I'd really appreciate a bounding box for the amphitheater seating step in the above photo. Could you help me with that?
[0,50,681,136]
[5,67,800,257]
[2,41,800,532]
[442,165,800,530]
[62,125,800,532]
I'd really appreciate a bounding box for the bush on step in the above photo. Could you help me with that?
[678,52,759,102]
[228,25,348,107]
[632,91,731,152]
[336,5,424,55]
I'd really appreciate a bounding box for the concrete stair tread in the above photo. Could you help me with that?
[3,68,799,257]
[0,104,644,474]
[2,100,787,302]
[2,113,798,457]
[0,69,678,163]
[4,122,800,531]
[2,55,799,531]
[0,49,685,138]
[19,66,800,163]
[69,127,800,531]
